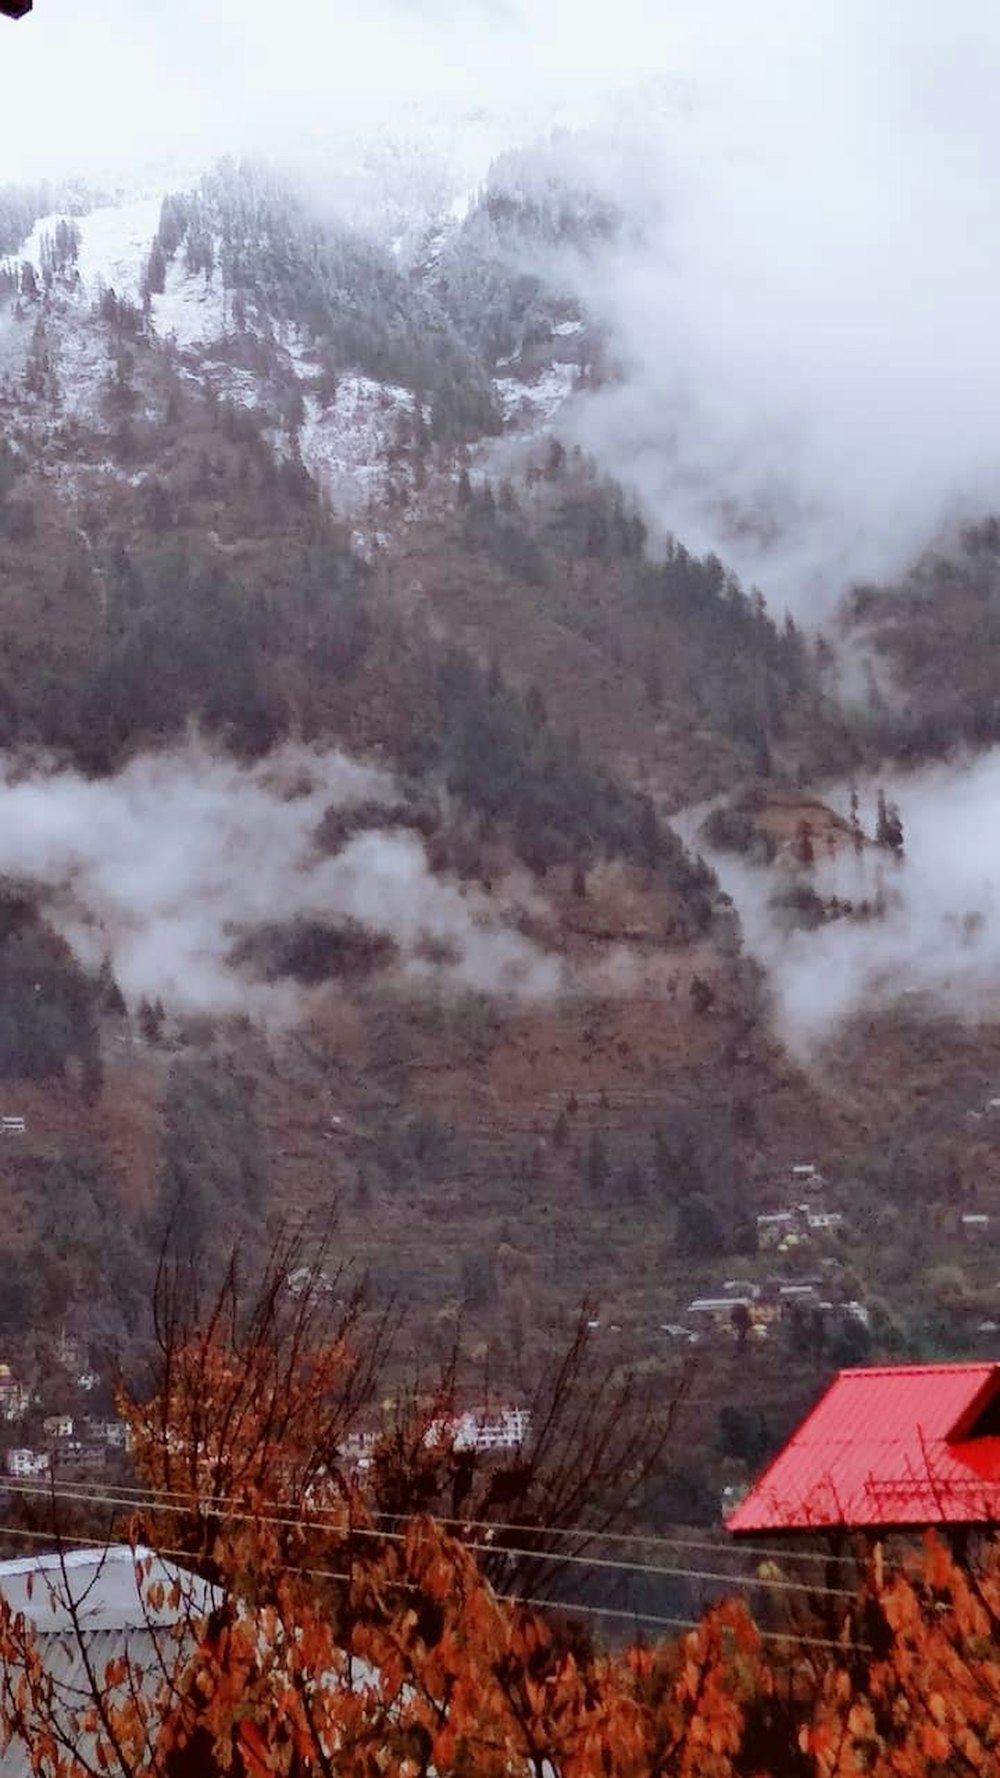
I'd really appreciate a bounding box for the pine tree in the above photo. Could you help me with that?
[876,789,904,855]
[850,786,864,856]
[586,1130,607,1195]
[143,239,166,298]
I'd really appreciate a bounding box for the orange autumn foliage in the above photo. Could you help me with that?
[3,1261,1000,1775]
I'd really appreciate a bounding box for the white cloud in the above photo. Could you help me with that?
[561,1,1000,611]
[698,751,1000,1048]
[1,0,699,183]
[0,741,561,1016]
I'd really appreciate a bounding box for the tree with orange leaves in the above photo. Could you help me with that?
[3,1240,1000,1775]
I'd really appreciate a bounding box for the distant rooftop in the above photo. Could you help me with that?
[727,1363,1000,1534]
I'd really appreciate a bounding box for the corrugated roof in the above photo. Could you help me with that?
[0,1544,216,1631]
[726,1362,1000,1533]
[0,1547,216,1778]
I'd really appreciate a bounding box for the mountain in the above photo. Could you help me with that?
[0,155,999,1522]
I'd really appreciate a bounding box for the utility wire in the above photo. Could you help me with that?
[0,1478,865,1600]
[1,1471,866,1569]
[0,1520,870,1654]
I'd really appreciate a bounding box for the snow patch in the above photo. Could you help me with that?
[299,377,413,512]
[151,259,227,350]
[195,361,266,410]
[52,320,114,422]
[494,362,578,427]
[73,197,163,304]
[20,196,227,354]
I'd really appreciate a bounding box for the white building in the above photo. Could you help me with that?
[42,1415,74,1442]
[425,1407,532,1453]
[6,1449,50,1478]
[0,1365,29,1423]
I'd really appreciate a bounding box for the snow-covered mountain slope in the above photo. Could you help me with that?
[0,148,600,539]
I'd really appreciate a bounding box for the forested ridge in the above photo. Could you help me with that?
[0,154,998,1663]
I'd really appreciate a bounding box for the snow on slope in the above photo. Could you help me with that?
[9,171,576,511]
[299,377,413,512]
[74,196,162,302]
[21,196,160,308]
[494,362,578,427]
[151,258,227,350]
[21,195,227,351]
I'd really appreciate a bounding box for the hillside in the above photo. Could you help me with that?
[0,162,999,1526]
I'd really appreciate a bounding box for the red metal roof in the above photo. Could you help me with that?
[726,1363,1000,1534]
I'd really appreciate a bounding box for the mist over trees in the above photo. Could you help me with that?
[155,162,502,442]
[429,144,610,374]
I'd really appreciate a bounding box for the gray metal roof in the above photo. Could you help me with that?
[0,1547,217,1778]
[0,1544,217,1631]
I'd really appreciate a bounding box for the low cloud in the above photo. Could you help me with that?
[698,751,1000,1047]
[0,741,562,1018]
[546,2,1000,614]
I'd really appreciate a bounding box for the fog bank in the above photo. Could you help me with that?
[0,743,561,1017]
[560,1,1000,613]
[698,752,1000,1048]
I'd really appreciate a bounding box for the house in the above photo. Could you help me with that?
[962,1213,990,1243]
[778,1282,822,1311]
[425,1407,532,1454]
[84,1416,130,1450]
[757,1206,844,1251]
[337,1430,378,1473]
[6,1449,49,1478]
[687,1296,755,1332]
[286,1265,333,1299]
[0,1365,28,1423]
[0,1545,381,1778]
[455,1407,532,1452]
[804,1209,844,1234]
[839,1300,870,1328]
[0,1117,25,1136]
[42,1415,73,1442]
[790,1163,824,1190]
[726,1362,1000,1534]
[757,1212,795,1249]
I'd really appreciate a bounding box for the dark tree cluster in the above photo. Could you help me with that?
[462,482,549,585]
[0,884,101,1093]
[149,1054,269,1266]
[430,142,614,374]
[638,540,814,768]
[0,181,89,258]
[229,915,397,985]
[411,646,716,927]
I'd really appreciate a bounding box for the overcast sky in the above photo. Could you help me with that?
[2,0,710,183]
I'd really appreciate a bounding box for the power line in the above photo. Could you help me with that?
[1,1470,865,1569]
[0,1477,854,1595]
[0,1520,870,1655]
[0,1478,862,1600]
